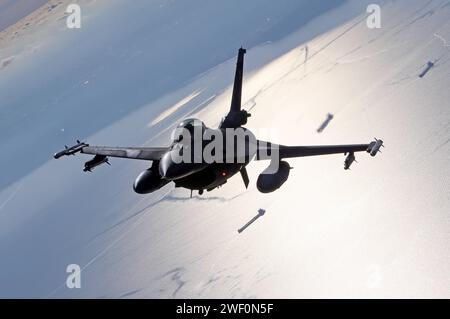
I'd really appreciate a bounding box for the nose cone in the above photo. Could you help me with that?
[133,171,148,194]
[159,151,207,180]
[133,169,165,194]
[159,152,187,180]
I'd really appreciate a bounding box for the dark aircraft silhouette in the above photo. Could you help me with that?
[54,48,383,195]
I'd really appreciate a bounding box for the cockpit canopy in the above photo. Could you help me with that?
[177,118,206,131]
[171,118,206,143]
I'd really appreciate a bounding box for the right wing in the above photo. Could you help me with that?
[256,142,374,160]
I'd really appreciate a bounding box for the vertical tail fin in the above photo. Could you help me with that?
[230,47,246,112]
[220,48,251,128]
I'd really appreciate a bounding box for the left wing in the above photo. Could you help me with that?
[256,141,381,160]
[81,146,169,161]
[54,141,169,161]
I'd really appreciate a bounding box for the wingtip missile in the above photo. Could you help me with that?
[54,140,89,159]
[366,138,384,156]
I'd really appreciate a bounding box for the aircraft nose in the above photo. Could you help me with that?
[159,152,188,180]
[159,150,207,180]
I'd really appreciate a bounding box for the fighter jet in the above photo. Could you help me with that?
[54,48,383,195]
